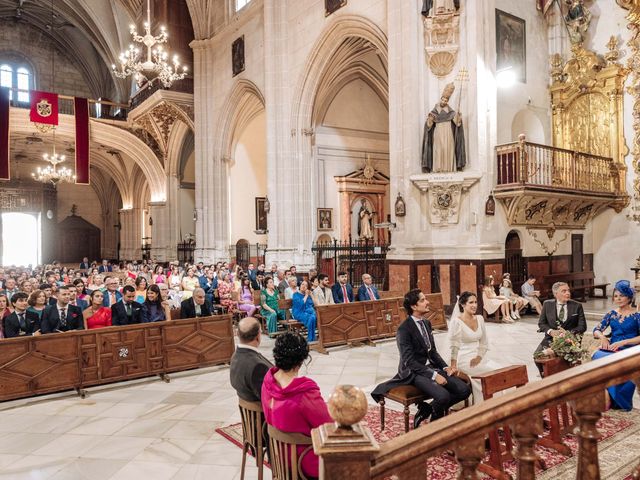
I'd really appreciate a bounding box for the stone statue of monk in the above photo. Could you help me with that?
[358,200,374,240]
[421,82,466,173]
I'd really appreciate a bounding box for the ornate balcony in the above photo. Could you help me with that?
[494,134,628,230]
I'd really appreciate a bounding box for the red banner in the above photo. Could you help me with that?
[0,87,9,181]
[74,97,90,184]
[30,90,59,125]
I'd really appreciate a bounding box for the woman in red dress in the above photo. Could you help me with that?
[83,290,112,330]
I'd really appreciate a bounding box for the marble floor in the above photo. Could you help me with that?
[0,300,637,480]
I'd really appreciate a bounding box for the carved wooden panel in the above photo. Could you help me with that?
[163,316,234,371]
[365,299,403,340]
[0,315,234,402]
[317,303,370,348]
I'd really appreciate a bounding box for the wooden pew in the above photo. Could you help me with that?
[541,271,609,301]
[314,294,446,353]
[379,290,403,300]
[0,314,234,402]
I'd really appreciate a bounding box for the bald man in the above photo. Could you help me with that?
[230,317,273,401]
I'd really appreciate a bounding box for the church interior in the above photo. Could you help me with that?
[0,0,640,479]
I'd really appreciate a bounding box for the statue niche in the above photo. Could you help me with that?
[421,82,466,173]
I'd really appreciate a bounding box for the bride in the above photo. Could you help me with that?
[449,291,501,403]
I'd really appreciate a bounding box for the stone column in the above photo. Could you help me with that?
[148,201,170,261]
[191,39,230,264]
[119,208,143,260]
[263,0,315,269]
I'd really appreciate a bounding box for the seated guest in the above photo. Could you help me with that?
[313,274,334,305]
[20,280,33,295]
[218,271,237,313]
[284,277,298,300]
[153,265,166,285]
[254,271,267,291]
[73,278,89,303]
[2,277,19,298]
[521,275,543,315]
[199,269,218,304]
[499,277,527,319]
[27,290,47,320]
[98,259,112,274]
[4,292,41,337]
[292,281,317,342]
[592,280,640,411]
[357,274,380,301]
[181,267,200,300]
[533,281,586,377]
[134,276,148,304]
[111,285,143,326]
[102,277,123,307]
[68,287,88,311]
[331,271,354,304]
[371,289,471,426]
[142,284,172,322]
[260,277,285,335]
[309,276,319,292]
[41,286,84,334]
[230,317,273,401]
[0,293,11,337]
[79,257,90,270]
[449,292,501,402]
[290,265,303,287]
[88,274,103,292]
[82,290,112,330]
[158,283,180,310]
[261,332,332,479]
[275,270,287,297]
[482,276,515,322]
[246,263,257,284]
[180,288,213,319]
[237,277,257,317]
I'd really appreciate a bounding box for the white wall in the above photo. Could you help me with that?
[230,110,267,243]
[56,183,102,229]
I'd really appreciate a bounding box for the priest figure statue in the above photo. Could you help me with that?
[421,83,466,173]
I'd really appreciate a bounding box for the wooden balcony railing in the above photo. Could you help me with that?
[313,345,640,480]
[496,134,623,195]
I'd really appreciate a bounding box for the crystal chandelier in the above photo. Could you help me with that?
[112,0,188,88]
[31,133,75,185]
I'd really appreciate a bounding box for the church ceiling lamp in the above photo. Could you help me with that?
[31,130,75,185]
[112,0,188,88]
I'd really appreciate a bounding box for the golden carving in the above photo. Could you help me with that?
[565,93,611,157]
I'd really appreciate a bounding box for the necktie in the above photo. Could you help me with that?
[417,320,431,350]
[111,293,116,305]
[126,303,132,316]
[367,286,375,301]
[59,308,67,328]
[558,304,566,324]
[18,313,26,330]
[342,285,349,303]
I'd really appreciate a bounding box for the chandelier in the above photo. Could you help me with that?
[31,132,75,185]
[112,0,188,88]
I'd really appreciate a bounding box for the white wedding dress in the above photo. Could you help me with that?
[448,313,501,403]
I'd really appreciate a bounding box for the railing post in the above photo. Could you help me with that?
[512,414,543,480]
[313,386,378,480]
[573,392,605,480]
[454,434,485,480]
[518,133,527,184]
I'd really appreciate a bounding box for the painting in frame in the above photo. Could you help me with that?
[495,9,526,83]
[317,208,333,231]
[255,197,268,233]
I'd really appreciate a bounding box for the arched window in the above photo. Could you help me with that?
[0,62,32,103]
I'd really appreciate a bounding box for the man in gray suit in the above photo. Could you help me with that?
[230,317,273,401]
[533,281,587,377]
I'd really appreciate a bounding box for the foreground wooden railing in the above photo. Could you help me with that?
[495,134,624,195]
[313,345,640,480]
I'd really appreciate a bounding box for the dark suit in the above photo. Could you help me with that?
[357,284,380,301]
[371,316,471,420]
[72,299,88,311]
[180,297,213,319]
[230,346,273,402]
[534,299,587,375]
[331,283,355,303]
[98,265,112,273]
[199,276,218,304]
[3,310,41,337]
[41,304,84,334]
[103,290,122,307]
[79,262,90,270]
[111,301,143,326]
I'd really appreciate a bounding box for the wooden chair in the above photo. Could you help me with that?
[472,365,529,480]
[481,291,501,323]
[267,424,313,480]
[238,398,267,480]
[252,290,267,332]
[231,290,247,323]
[169,308,182,320]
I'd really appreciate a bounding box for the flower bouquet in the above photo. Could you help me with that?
[535,330,588,366]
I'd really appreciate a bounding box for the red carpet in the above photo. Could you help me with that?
[216,406,640,479]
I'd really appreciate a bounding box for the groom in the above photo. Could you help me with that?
[372,289,471,427]
[533,281,587,377]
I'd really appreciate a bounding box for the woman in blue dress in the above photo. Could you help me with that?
[292,280,317,342]
[592,280,640,411]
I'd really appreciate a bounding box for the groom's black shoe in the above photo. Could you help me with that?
[413,402,433,429]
